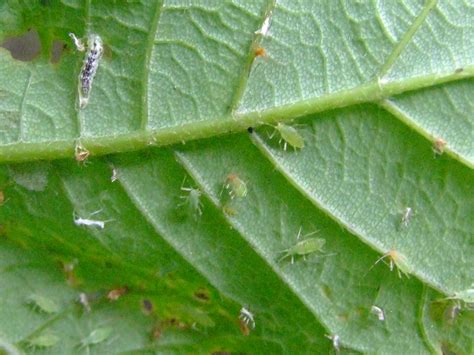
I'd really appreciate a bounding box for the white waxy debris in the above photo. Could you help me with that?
[80,327,112,347]
[239,307,255,329]
[255,13,272,36]
[111,168,119,182]
[401,207,413,227]
[371,305,385,321]
[79,292,91,312]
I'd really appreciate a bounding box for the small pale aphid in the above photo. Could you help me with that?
[370,305,385,321]
[401,207,413,227]
[225,174,248,199]
[255,12,272,36]
[27,332,60,348]
[239,307,255,329]
[80,327,112,348]
[180,184,203,219]
[74,143,90,162]
[73,210,111,229]
[279,227,326,264]
[373,249,412,278]
[432,138,447,155]
[270,123,305,151]
[27,294,60,314]
[69,32,104,109]
[325,334,340,352]
[107,286,128,301]
[446,288,474,306]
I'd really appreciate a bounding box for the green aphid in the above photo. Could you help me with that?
[180,185,203,219]
[279,228,326,264]
[27,294,60,314]
[80,327,112,348]
[225,174,247,199]
[272,123,305,151]
[28,332,59,348]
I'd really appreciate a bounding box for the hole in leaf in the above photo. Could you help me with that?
[1,29,41,61]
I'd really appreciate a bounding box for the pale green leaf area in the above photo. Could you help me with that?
[0,0,473,353]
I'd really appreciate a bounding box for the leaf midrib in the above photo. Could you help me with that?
[1,68,472,164]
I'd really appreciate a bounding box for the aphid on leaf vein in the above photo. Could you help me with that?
[75,142,90,162]
[27,294,60,314]
[370,305,385,321]
[69,32,104,109]
[27,332,59,348]
[254,46,266,58]
[239,307,255,330]
[373,249,412,278]
[179,179,203,219]
[269,123,305,151]
[79,327,112,348]
[279,227,327,264]
[225,174,247,199]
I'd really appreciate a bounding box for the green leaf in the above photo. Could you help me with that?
[1,0,473,353]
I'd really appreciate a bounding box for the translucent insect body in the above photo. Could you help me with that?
[27,294,60,314]
[269,123,305,151]
[28,333,59,348]
[180,185,203,219]
[374,249,412,278]
[69,33,104,109]
[80,327,112,348]
[280,227,326,264]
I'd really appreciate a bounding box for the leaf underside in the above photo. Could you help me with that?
[0,0,473,353]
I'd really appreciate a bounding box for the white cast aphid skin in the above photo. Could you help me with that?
[74,216,105,229]
[401,207,413,227]
[73,210,111,229]
[239,307,255,329]
[79,292,91,312]
[69,32,104,109]
[325,334,340,352]
[371,305,385,321]
[255,11,272,36]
